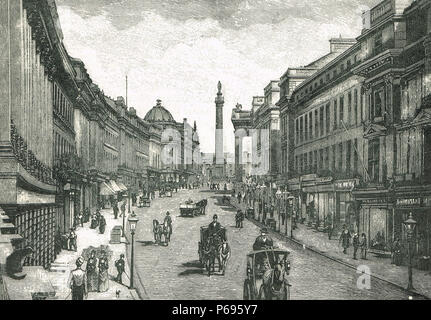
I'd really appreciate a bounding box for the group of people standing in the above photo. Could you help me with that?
[85,250,110,293]
[68,251,126,300]
[90,209,107,234]
[339,225,368,260]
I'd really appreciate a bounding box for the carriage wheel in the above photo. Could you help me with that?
[243,281,251,300]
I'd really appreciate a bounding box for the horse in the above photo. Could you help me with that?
[152,219,171,245]
[218,241,231,275]
[202,235,222,276]
[260,261,290,300]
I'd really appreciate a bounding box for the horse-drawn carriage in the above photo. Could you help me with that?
[198,226,230,276]
[138,194,151,207]
[243,248,291,300]
[179,199,207,217]
[159,187,173,198]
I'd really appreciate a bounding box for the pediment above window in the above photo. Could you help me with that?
[363,123,387,139]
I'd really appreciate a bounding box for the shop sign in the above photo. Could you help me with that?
[335,180,357,190]
[423,196,431,207]
[316,177,333,184]
[361,198,387,205]
[300,174,317,182]
[396,198,421,206]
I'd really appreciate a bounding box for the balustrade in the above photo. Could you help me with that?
[10,120,55,185]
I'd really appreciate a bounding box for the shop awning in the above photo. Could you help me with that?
[99,182,115,196]
[116,181,128,192]
[108,180,122,193]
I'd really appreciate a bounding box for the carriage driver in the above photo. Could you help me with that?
[208,214,225,241]
[253,228,274,251]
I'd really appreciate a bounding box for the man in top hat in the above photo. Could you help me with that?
[68,257,87,300]
[208,214,224,240]
[253,228,274,251]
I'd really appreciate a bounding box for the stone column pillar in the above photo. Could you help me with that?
[0,0,24,143]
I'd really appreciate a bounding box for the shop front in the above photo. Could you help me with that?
[302,179,335,231]
[334,179,359,234]
[99,181,116,209]
[393,191,431,269]
[353,188,393,253]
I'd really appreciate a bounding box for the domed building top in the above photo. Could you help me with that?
[144,99,175,123]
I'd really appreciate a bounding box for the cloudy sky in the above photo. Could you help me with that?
[56,0,377,153]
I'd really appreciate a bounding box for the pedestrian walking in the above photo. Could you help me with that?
[86,250,99,292]
[237,192,242,204]
[90,212,99,229]
[115,254,125,284]
[98,251,109,292]
[68,257,87,300]
[99,214,106,234]
[339,225,351,254]
[352,232,360,260]
[391,238,402,265]
[113,202,119,219]
[68,228,77,252]
[360,233,367,259]
[120,201,126,217]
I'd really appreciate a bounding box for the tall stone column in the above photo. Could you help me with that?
[215,81,224,176]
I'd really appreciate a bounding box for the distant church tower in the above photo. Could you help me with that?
[214,81,225,177]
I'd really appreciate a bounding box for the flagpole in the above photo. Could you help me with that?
[126,75,128,107]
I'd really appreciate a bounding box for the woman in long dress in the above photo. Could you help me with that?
[90,213,99,229]
[86,251,98,292]
[98,251,109,292]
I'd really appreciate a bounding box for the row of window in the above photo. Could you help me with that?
[103,149,118,173]
[54,131,75,162]
[294,87,362,145]
[53,82,73,126]
[294,139,359,176]
[294,55,360,102]
[104,128,118,148]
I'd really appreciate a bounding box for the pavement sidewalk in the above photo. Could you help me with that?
[230,197,431,299]
[47,208,139,300]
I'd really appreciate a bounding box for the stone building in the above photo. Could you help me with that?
[0,0,201,272]
[277,0,431,256]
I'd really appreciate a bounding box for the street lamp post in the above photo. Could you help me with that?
[128,211,139,289]
[403,212,417,291]
[288,195,295,239]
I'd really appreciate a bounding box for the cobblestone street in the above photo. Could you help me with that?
[129,188,419,300]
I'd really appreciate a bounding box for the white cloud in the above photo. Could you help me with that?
[58,5,363,153]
